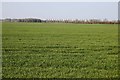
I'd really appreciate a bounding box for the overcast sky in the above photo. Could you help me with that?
[2,2,118,20]
[1,0,119,2]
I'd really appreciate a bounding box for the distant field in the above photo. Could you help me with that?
[2,22,118,78]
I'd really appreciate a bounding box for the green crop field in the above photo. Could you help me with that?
[2,22,118,78]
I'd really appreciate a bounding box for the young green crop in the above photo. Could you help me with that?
[2,22,118,78]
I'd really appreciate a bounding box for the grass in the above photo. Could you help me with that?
[2,22,118,78]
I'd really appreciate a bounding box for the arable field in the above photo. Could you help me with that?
[2,22,118,78]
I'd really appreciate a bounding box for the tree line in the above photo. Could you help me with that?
[2,18,119,24]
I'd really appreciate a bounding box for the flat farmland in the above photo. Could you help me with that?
[2,22,118,78]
